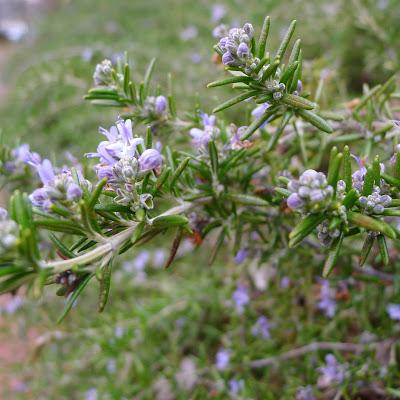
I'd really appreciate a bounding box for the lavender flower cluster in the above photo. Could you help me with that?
[189,113,220,148]
[287,170,334,214]
[29,159,84,211]
[93,59,120,87]
[359,187,391,215]
[86,118,162,210]
[4,143,40,174]
[218,23,260,74]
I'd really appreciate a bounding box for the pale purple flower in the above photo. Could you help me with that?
[175,358,198,391]
[12,143,40,165]
[11,380,29,393]
[320,68,332,81]
[85,388,98,400]
[190,113,220,148]
[352,166,367,191]
[96,164,113,180]
[232,285,249,313]
[317,354,346,388]
[107,359,117,374]
[134,250,151,271]
[2,296,23,315]
[155,95,167,115]
[29,188,52,210]
[280,276,290,289]
[215,348,230,370]
[211,4,226,23]
[190,52,202,64]
[114,325,124,338]
[86,119,144,169]
[175,317,186,329]
[180,26,198,41]
[228,379,244,395]
[237,42,249,58]
[153,249,166,268]
[251,316,271,339]
[116,119,133,145]
[35,159,55,186]
[387,303,400,320]
[287,193,304,209]
[0,207,7,220]
[138,149,162,171]
[234,248,248,264]
[177,239,195,257]
[296,79,303,94]
[66,182,83,201]
[222,52,236,66]
[296,386,315,400]
[317,280,336,318]
[154,377,174,400]
[252,102,270,128]
[213,24,229,39]
[81,48,93,62]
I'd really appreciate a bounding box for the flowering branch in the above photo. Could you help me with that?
[0,15,399,322]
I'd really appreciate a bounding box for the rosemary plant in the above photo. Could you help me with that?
[0,16,399,323]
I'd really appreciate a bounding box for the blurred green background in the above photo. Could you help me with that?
[0,0,399,399]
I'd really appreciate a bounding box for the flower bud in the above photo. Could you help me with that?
[155,95,167,115]
[138,149,163,171]
[237,42,249,58]
[287,193,304,209]
[93,59,114,86]
[66,182,83,201]
[242,23,254,38]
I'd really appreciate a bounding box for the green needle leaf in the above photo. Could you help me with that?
[88,178,108,209]
[297,109,333,133]
[280,61,299,85]
[343,145,352,191]
[98,261,112,312]
[347,212,396,239]
[242,106,277,139]
[212,90,258,113]
[207,76,251,88]
[372,155,381,186]
[261,58,280,82]
[288,38,301,65]
[289,213,325,247]
[322,232,344,278]
[276,20,297,60]
[224,193,269,207]
[170,157,191,189]
[353,84,382,113]
[377,234,389,266]
[257,16,270,58]
[342,188,359,209]
[362,167,374,196]
[143,58,156,98]
[359,234,375,267]
[57,273,94,324]
[208,141,219,175]
[282,93,315,110]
